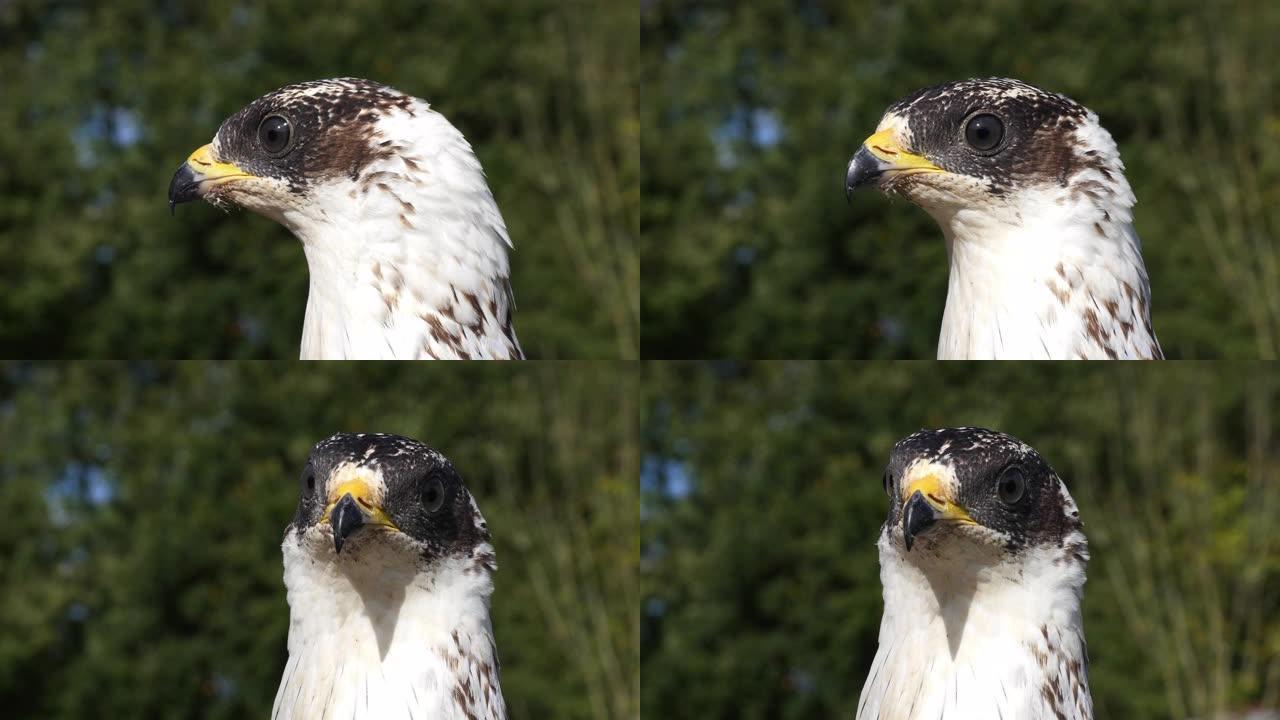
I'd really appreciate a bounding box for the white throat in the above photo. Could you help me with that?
[855,530,1091,720]
[272,537,506,720]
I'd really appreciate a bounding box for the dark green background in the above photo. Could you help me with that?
[643,362,1280,719]
[0,1,638,359]
[0,362,639,719]
[642,1,1280,358]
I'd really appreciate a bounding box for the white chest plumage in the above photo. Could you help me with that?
[856,532,1092,720]
[272,541,506,720]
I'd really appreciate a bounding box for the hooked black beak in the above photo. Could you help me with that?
[167,143,251,215]
[902,490,938,552]
[845,145,887,200]
[329,493,364,554]
[167,163,200,216]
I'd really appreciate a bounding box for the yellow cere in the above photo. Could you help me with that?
[861,128,943,172]
[185,143,252,182]
[324,478,399,529]
[902,469,975,523]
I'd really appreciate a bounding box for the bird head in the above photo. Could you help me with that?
[287,432,493,571]
[881,427,1085,564]
[168,78,511,249]
[846,78,1133,227]
[167,79,520,360]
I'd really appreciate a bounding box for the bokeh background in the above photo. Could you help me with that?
[0,362,639,719]
[643,362,1280,719]
[641,1,1280,358]
[0,1,638,359]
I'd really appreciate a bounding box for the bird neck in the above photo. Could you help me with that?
[857,532,1092,719]
[930,184,1158,359]
[278,142,520,359]
[880,533,1087,648]
[274,543,506,720]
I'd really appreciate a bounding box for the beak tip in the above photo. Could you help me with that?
[846,146,885,194]
[329,493,364,555]
[167,163,201,210]
[901,489,938,552]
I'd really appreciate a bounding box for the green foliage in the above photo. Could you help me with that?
[642,362,1280,719]
[0,0,638,359]
[0,362,639,720]
[641,1,1280,358]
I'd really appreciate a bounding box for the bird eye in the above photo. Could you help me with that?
[422,477,446,513]
[964,113,1004,153]
[301,469,316,494]
[997,467,1026,505]
[258,114,293,155]
[882,469,893,497]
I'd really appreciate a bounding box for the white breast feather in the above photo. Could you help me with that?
[269,97,521,360]
[271,542,506,720]
[856,521,1092,719]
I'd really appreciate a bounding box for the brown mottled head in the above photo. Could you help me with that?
[213,78,415,192]
[882,427,1085,556]
[289,432,493,566]
[166,78,522,363]
[167,78,440,220]
[846,78,1128,213]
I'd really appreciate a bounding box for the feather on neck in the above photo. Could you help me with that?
[273,537,506,720]
[923,165,1159,360]
[856,528,1092,720]
[273,106,521,360]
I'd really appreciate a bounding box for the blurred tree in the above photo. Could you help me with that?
[641,1,1280,358]
[0,0,638,359]
[642,362,1280,720]
[0,361,639,720]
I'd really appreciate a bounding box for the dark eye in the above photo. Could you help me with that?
[422,477,446,513]
[301,468,316,494]
[997,467,1026,505]
[882,469,893,497]
[258,114,292,155]
[964,113,1004,152]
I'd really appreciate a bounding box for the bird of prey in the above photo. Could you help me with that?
[272,432,506,720]
[846,78,1161,360]
[857,427,1092,720]
[169,78,523,360]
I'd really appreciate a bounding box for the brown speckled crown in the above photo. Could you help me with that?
[884,77,1107,195]
[215,78,418,192]
[884,426,1081,551]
